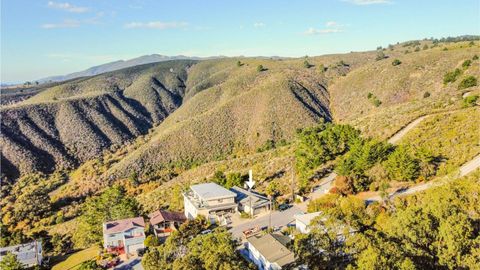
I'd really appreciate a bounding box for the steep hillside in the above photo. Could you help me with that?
[105,58,336,178]
[1,60,196,179]
[330,42,480,138]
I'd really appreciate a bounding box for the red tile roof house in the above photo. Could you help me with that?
[148,210,186,241]
[103,217,146,257]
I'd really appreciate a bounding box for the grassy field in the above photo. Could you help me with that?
[51,246,100,270]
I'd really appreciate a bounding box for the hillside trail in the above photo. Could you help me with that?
[308,107,479,202]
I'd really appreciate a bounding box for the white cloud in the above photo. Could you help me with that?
[304,21,344,35]
[253,22,265,28]
[304,27,342,35]
[47,1,89,13]
[41,19,80,29]
[344,0,391,5]
[124,21,188,29]
[326,21,338,27]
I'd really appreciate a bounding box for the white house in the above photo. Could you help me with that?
[0,241,43,267]
[103,217,146,257]
[246,233,295,270]
[183,182,237,224]
[294,212,322,234]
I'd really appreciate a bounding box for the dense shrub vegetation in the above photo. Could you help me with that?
[295,123,360,191]
[296,173,480,269]
[458,75,477,90]
[73,186,139,248]
[443,68,462,84]
[142,217,252,270]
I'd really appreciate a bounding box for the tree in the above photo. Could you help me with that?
[211,170,227,187]
[256,65,264,72]
[78,260,102,270]
[383,145,419,182]
[458,76,477,90]
[423,44,428,50]
[73,185,139,247]
[225,173,244,189]
[295,123,360,190]
[0,253,25,270]
[392,59,402,66]
[236,60,243,67]
[51,233,74,255]
[144,235,160,247]
[142,224,250,270]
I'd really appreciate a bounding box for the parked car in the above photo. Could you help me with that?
[137,248,146,257]
[201,229,212,235]
[278,204,292,211]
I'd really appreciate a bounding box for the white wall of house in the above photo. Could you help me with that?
[295,220,309,234]
[246,242,281,270]
[184,195,199,219]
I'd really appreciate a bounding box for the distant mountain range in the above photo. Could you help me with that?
[38,54,222,83]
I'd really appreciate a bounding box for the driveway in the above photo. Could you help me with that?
[229,205,304,239]
[114,257,143,270]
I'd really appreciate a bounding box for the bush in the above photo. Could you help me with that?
[462,60,472,69]
[392,59,402,66]
[144,235,160,247]
[462,95,479,108]
[236,60,243,67]
[303,60,311,68]
[372,98,382,107]
[423,91,431,98]
[367,92,373,99]
[443,68,462,84]
[458,76,477,90]
[375,50,386,61]
[257,65,264,72]
[423,44,428,50]
[383,145,419,182]
[414,46,421,52]
[473,55,479,60]
[334,176,355,195]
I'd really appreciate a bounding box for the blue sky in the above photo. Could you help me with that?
[1,0,479,82]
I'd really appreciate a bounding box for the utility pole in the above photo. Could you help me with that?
[291,159,295,203]
[268,195,272,231]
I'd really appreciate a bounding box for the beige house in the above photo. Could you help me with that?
[246,233,295,270]
[183,182,237,224]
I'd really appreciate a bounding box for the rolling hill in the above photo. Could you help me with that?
[1,40,479,187]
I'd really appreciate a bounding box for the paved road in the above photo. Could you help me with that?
[459,154,480,177]
[229,205,304,239]
[387,116,428,144]
[114,257,143,270]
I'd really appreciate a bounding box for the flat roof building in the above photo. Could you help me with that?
[183,182,237,224]
[294,212,323,234]
[0,241,43,267]
[246,233,295,270]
